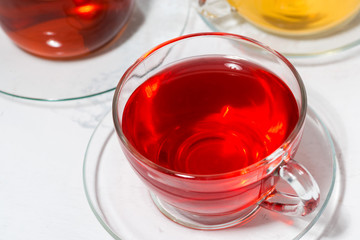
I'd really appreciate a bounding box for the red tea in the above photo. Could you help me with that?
[0,0,134,58]
[122,56,299,175]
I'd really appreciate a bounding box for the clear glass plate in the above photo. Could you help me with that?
[0,0,190,101]
[193,0,360,58]
[83,104,339,240]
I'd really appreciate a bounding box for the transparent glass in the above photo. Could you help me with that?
[0,0,135,59]
[194,0,360,57]
[83,105,338,239]
[112,32,319,230]
[0,0,190,101]
[198,0,360,37]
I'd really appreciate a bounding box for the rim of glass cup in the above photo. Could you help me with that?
[112,32,307,179]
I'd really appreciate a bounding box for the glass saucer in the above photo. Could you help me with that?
[193,0,360,58]
[0,0,190,101]
[83,105,339,240]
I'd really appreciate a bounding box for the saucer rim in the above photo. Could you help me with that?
[83,105,338,240]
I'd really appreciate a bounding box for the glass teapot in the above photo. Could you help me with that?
[0,0,135,59]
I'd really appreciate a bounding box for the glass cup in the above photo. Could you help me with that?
[0,0,135,59]
[112,32,320,230]
[198,0,360,37]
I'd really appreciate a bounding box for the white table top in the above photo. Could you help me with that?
[1,4,359,240]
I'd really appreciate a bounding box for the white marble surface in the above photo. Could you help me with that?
[1,4,359,240]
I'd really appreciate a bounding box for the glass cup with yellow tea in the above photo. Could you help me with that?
[199,0,360,36]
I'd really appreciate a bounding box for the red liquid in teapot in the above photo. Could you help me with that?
[0,0,134,58]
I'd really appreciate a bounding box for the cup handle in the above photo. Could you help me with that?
[260,159,320,216]
[196,0,234,19]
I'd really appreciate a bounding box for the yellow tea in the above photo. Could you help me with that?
[227,0,360,36]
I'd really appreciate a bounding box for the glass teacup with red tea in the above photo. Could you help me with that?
[112,32,320,230]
